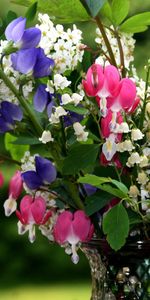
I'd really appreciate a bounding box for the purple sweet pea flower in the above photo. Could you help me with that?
[33,84,55,117]
[83,184,97,196]
[22,156,57,190]
[5,16,41,49]
[64,110,83,127]
[0,101,23,133]
[11,47,55,78]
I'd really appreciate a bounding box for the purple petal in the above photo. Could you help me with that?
[21,171,42,189]
[1,101,23,121]
[33,84,48,112]
[83,184,97,196]
[47,99,55,117]
[21,28,41,49]
[35,156,57,184]
[11,48,37,74]
[0,117,13,133]
[64,111,83,127]
[33,48,55,78]
[5,17,26,42]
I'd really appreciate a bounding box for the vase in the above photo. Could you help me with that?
[81,239,150,300]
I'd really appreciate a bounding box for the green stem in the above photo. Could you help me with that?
[0,68,43,136]
[139,65,150,129]
[94,16,117,67]
[114,28,126,77]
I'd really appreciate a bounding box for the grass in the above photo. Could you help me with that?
[0,284,91,300]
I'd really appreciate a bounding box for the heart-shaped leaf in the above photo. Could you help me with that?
[103,203,129,251]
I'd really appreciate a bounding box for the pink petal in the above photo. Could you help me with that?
[9,171,23,199]
[82,64,104,97]
[118,78,136,110]
[20,195,33,224]
[72,210,93,242]
[42,210,52,224]
[31,196,46,224]
[101,110,113,138]
[128,96,140,114]
[53,211,73,244]
[104,65,120,96]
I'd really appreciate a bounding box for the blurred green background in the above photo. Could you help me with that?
[0,1,150,299]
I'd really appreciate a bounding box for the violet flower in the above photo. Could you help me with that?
[21,156,57,190]
[5,16,41,49]
[0,101,23,133]
[33,84,55,117]
[11,47,55,78]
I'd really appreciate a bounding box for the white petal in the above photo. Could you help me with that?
[102,138,117,161]
[3,197,17,217]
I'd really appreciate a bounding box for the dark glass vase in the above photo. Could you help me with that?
[81,239,150,300]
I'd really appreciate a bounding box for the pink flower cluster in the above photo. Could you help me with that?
[4,171,94,257]
[83,64,140,164]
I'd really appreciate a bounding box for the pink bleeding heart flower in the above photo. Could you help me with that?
[16,195,52,243]
[4,171,23,216]
[83,64,120,117]
[0,172,4,187]
[127,96,140,114]
[54,210,94,264]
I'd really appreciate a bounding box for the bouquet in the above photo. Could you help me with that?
[0,0,150,265]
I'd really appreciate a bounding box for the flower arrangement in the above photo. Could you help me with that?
[0,0,150,266]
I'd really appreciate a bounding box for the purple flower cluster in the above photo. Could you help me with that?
[5,17,55,77]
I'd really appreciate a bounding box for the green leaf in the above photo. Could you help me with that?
[100,2,112,21]
[63,104,89,115]
[103,203,129,251]
[78,174,128,198]
[63,144,99,175]
[80,0,107,18]
[112,0,129,26]
[127,209,143,226]
[25,1,38,22]
[10,0,90,23]
[78,174,110,185]
[11,136,41,145]
[5,133,29,161]
[85,190,112,216]
[120,12,150,33]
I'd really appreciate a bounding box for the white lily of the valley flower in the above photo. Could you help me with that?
[117,122,130,133]
[126,152,141,167]
[102,134,117,161]
[53,74,71,90]
[131,129,144,141]
[129,185,140,198]
[39,130,54,144]
[139,155,149,168]
[137,172,149,185]
[49,106,67,124]
[73,122,88,142]
[71,93,83,106]
[61,93,72,105]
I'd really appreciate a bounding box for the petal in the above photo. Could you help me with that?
[83,184,97,196]
[5,17,26,42]
[0,117,13,133]
[104,65,120,96]
[19,195,33,224]
[28,224,36,243]
[1,101,23,122]
[47,99,55,117]
[21,171,42,189]
[83,64,104,97]
[4,197,17,216]
[118,78,136,110]
[101,110,113,138]
[33,84,48,112]
[31,196,46,224]
[73,210,93,242]
[0,172,4,187]
[35,156,57,184]
[11,48,37,74]
[33,48,55,78]
[54,211,73,244]
[102,138,117,161]
[9,170,23,199]
[21,27,41,49]
[17,220,29,235]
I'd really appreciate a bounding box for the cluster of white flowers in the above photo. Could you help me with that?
[0,40,33,104]
[49,106,68,124]
[95,26,135,69]
[36,13,84,74]
[61,93,83,106]
[73,122,88,142]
